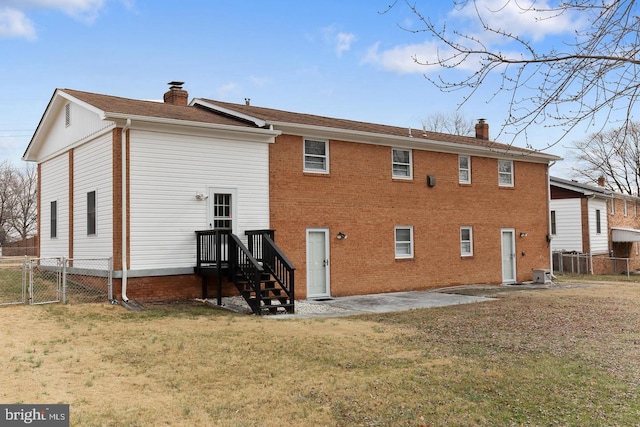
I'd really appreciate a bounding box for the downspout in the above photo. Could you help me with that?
[121,119,131,302]
[547,161,556,276]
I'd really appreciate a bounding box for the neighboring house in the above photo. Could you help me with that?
[550,176,640,273]
[24,84,559,305]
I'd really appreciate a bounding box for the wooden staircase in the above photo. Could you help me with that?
[195,229,295,315]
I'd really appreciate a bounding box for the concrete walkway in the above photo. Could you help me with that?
[269,289,495,319]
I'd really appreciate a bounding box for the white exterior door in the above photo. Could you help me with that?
[307,229,330,298]
[501,229,517,283]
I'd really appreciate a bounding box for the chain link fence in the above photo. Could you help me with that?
[0,257,112,306]
[0,258,27,306]
[553,251,640,277]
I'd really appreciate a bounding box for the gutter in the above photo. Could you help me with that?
[121,119,131,302]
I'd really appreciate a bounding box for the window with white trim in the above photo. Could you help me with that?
[460,226,473,256]
[213,193,232,229]
[392,148,412,179]
[459,155,471,184]
[394,226,414,258]
[498,160,514,186]
[87,191,96,235]
[609,199,615,215]
[550,211,557,235]
[596,209,602,234]
[304,139,328,173]
[624,200,628,216]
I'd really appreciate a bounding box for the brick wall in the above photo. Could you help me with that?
[270,134,551,298]
[113,275,238,303]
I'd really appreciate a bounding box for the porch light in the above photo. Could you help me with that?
[195,193,208,201]
[336,232,347,240]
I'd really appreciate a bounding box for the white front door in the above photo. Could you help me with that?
[501,228,516,283]
[307,229,330,298]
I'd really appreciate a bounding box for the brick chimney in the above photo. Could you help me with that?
[163,81,188,106]
[475,118,489,140]
[597,175,606,187]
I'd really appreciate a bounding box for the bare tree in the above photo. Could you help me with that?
[0,161,17,245]
[571,121,640,195]
[423,111,475,136]
[9,163,37,241]
[385,0,640,147]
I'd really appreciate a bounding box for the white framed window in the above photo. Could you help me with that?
[304,139,329,173]
[392,148,412,179]
[498,160,514,187]
[87,191,96,236]
[394,226,414,259]
[596,209,602,234]
[460,226,473,256]
[459,155,471,184]
[550,211,557,235]
[624,200,628,216]
[609,199,615,215]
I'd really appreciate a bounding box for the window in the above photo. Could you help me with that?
[550,211,557,235]
[304,139,328,172]
[213,193,232,229]
[624,200,628,216]
[596,209,602,234]
[609,199,615,214]
[459,155,471,184]
[460,226,473,256]
[50,201,57,238]
[498,160,513,186]
[65,103,71,127]
[87,191,96,235]
[392,148,412,179]
[394,226,414,258]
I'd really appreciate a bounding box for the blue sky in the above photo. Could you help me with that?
[0,0,595,177]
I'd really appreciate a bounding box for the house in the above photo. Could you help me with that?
[24,83,560,308]
[550,176,640,274]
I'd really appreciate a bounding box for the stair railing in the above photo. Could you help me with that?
[228,234,264,311]
[260,234,295,302]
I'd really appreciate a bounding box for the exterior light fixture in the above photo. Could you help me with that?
[520,232,528,238]
[195,193,208,201]
[336,232,347,240]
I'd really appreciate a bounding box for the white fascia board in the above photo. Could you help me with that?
[190,99,267,128]
[271,121,562,164]
[104,112,281,143]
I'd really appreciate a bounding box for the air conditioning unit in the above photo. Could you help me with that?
[532,269,552,284]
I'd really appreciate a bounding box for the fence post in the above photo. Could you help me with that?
[61,257,67,304]
[108,257,113,301]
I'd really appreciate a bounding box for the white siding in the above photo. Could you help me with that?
[37,101,112,160]
[40,155,69,258]
[550,199,583,252]
[588,198,609,254]
[128,129,270,270]
[73,134,113,258]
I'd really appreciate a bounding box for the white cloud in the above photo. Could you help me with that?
[363,40,442,74]
[365,0,585,75]
[321,25,356,57]
[335,32,355,57]
[0,0,126,39]
[452,0,585,43]
[216,83,240,100]
[0,8,35,39]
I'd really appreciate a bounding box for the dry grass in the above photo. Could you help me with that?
[1,283,640,426]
